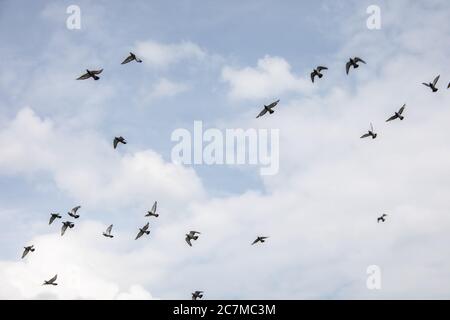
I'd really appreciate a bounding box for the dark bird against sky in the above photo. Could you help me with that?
[68,206,81,219]
[192,290,204,300]
[386,104,406,122]
[43,274,58,286]
[76,69,103,81]
[185,231,201,247]
[346,57,366,75]
[377,214,388,223]
[422,75,440,92]
[49,213,62,225]
[113,136,127,149]
[121,52,142,64]
[311,66,328,83]
[61,221,75,236]
[145,201,158,217]
[103,224,114,238]
[256,99,280,118]
[360,123,377,139]
[135,222,150,240]
[21,245,35,259]
[252,236,269,245]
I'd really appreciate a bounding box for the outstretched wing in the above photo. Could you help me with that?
[386,114,397,122]
[61,224,68,236]
[360,133,371,139]
[422,83,431,88]
[113,138,119,149]
[72,206,81,214]
[151,201,157,213]
[22,248,28,259]
[185,237,192,246]
[345,61,351,75]
[398,104,406,114]
[49,215,56,225]
[189,231,201,236]
[256,108,267,118]
[354,57,366,64]
[142,222,150,231]
[91,69,103,75]
[48,274,57,283]
[251,238,259,245]
[317,66,328,71]
[121,54,134,64]
[310,71,316,83]
[135,230,144,240]
[106,224,113,234]
[433,75,440,86]
[76,72,91,80]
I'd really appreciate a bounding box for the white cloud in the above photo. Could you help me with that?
[221,55,312,100]
[148,78,189,99]
[135,40,206,68]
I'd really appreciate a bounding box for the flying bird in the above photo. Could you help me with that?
[135,222,150,240]
[256,99,280,118]
[346,57,366,75]
[185,231,201,247]
[43,274,58,286]
[386,104,406,122]
[49,213,62,225]
[113,136,127,149]
[145,201,158,217]
[192,291,204,300]
[252,236,269,245]
[121,52,142,64]
[422,75,440,92]
[61,221,75,236]
[311,66,328,83]
[76,69,103,81]
[103,224,114,238]
[360,123,377,139]
[447,82,450,89]
[22,245,35,259]
[68,206,81,219]
[377,214,388,223]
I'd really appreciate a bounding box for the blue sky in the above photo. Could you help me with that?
[0,0,450,299]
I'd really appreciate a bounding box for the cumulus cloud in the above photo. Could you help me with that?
[147,78,189,99]
[135,40,206,68]
[221,55,312,100]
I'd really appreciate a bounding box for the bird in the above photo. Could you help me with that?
[113,136,127,149]
[447,82,450,89]
[311,66,328,83]
[346,57,366,75]
[185,231,201,247]
[422,75,440,92]
[135,222,150,240]
[386,104,406,122]
[61,221,75,236]
[377,214,388,223]
[49,213,62,225]
[76,69,103,81]
[103,224,114,238]
[360,123,377,139]
[256,99,280,118]
[145,201,158,217]
[68,206,81,219]
[121,52,142,64]
[252,236,269,245]
[192,291,204,300]
[43,274,58,286]
[22,245,35,259]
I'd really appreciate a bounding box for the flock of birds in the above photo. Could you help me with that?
[19,51,449,299]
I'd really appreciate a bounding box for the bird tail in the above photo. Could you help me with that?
[268,109,274,114]
[432,88,438,92]
[145,231,150,235]
[31,248,35,252]
[372,133,377,139]
[399,115,404,120]
[93,75,100,80]
[154,214,159,217]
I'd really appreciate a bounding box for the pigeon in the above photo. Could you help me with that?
[386,104,406,122]
[192,291,204,300]
[43,274,58,286]
[346,57,366,75]
[447,82,450,89]
[121,52,142,64]
[22,245,35,259]
[422,75,440,92]
[377,214,388,223]
[135,222,150,240]
[145,201,158,217]
[76,69,103,81]
[311,66,328,83]
[185,231,201,247]
[256,99,280,118]
[68,206,81,219]
[360,123,377,139]
[103,224,114,238]
[251,236,269,245]
[113,136,127,149]
[61,221,75,236]
[49,213,62,225]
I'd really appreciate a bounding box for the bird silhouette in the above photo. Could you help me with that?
[22,245,35,259]
[103,224,114,238]
[377,214,388,223]
[49,213,62,225]
[346,57,366,75]
[135,222,150,240]
[185,231,201,247]
[113,136,127,149]
[145,201,158,217]
[43,274,58,286]
[121,52,142,64]
[61,221,75,236]
[68,206,81,219]
[76,69,103,81]
[311,66,328,83]
[252,236,269,245]
[422,75,440,92]
[256,99,280,118]
[192,291,204,300]
[386,104,406,122]
[360,123,377,139]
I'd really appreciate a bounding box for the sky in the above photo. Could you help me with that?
[0,0,449,299]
